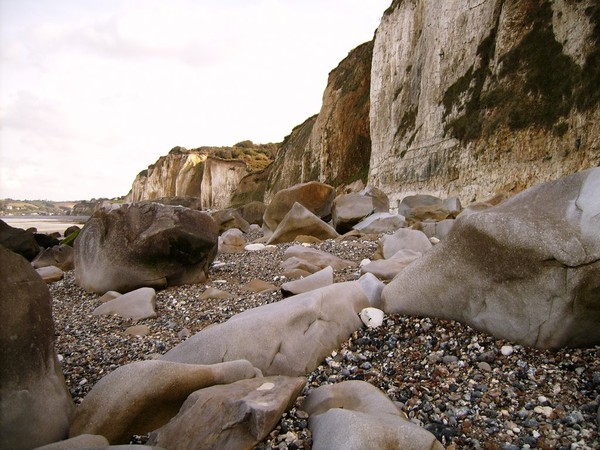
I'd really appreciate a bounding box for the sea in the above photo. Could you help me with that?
[1,216,90,235]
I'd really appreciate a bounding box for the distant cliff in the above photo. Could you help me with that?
[265,41,373,202]
[126,143,275,209]
[369,0,600,206]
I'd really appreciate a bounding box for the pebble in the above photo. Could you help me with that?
[501,345,514,356]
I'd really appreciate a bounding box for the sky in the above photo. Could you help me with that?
[0,0,391,201]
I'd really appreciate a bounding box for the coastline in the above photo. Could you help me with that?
[1,216,90,234]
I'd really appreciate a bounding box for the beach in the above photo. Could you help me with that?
[1,216,89,235]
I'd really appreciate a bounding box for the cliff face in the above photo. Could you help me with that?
[126,144,275,208]
[200,157,248,209]
[370,0,600,206]
[127,148,206,202]
[265,41,373,203]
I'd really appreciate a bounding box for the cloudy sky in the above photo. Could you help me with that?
[0,0,390,201]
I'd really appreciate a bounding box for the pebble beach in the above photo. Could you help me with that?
[49,231,600,449]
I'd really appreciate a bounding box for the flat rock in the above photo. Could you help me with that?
[32,434,109,449]
[161,281,369,376]
[281,245,355,274]
[147,376,306,450]
[124,325,150,336]
[98,290,121,303]
[303,381,444,450]
[242,279,279,293]
[267,202,339,245]
[0,246,74,449]
[200,287,233,300]
[69,359,258,444]
[382,168,600,349]
[92,287,157,321]
[352,212,407,234]
[35,265,64,283]
[281,266,333,297]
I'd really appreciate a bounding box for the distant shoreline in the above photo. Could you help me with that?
[1,215,90,234]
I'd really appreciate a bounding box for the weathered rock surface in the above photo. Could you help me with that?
[0,246,74,449]
[358,272,386,308]
[161,281,369,376]
[369,0,600,205]
[281,266,334,297]
[0,220,40,260]
[92,287,157,321]
[382,168,600,349]
[263,182,335,237]
[304,380,444,450]
[265,41,373,201]
[267,202,339,245]
[236,200,267,225]
[32,244,74,271]
[69,359,258,444]
[148,376,306,450]
[74,203,218,294]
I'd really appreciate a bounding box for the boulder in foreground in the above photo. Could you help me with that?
[148,376,306,450]
[382,168,600,349]
[74,203,218,294]
[0,246,74,449]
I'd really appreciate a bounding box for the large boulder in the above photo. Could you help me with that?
[382,168,600,349]
[376,228,432,259]
[236,201,267,226]
[147,376,306,449]
[218,228,246,253]
[161,281,369,376]
[353,212,407,234]
[263,181,335,236]
[69,359,258,444]
[0,246,74,449]
[332,188,390,234]
[32,244,75,271]
[281,245,355,278]
[211,208,251,234]
[0,220,40,260]
[74,203,218,294]
[303,381,444,450]
[267,202,339,245]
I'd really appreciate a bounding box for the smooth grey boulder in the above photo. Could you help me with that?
[148,376,306,450]
[267,202,339,244]
[353,212,407,234]
[75,203,218,294]
[303,381,444,450]
[92,287,157,321]
[281,266,333,297]
[32,244,74,271]
[376,228,432,259]
[161,281,369,376]
[263,181,335,236]
[236,200,267,226]
[69,359,258,444]
[382,168,600,349]
[0,246,74,449]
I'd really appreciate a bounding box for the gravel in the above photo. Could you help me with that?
[49,231,600,449]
